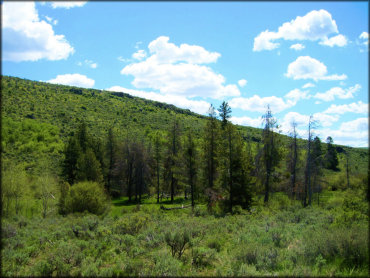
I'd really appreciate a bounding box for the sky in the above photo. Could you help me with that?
[2,1,369,147]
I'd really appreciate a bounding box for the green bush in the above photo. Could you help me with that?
[63,181,109,215]
[192,247,217,268]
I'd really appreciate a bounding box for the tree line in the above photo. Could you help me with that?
[61,102,340,212]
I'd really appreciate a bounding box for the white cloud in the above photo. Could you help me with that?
[314,84,361,102]
[77,60,98,69]
[132,50,147,61]
[238,79,248,87]
[229,95,296,113]
[319,34,347,47]
[323,101,368,115]
[106,86,210,114]
[253,9,347,51]
[47,74,95,88]
[285,56,347,81]
[45,16,58,25]
[284,88,311,102]
[302,82,315,88]
[230,116,263,128]
[359,31,369,46]
[318,118,368,147]
[147,36,221,64]
[50,1,87,9]
[2,2,74,62]
[290,43,305,51]
[253,30,280,51]
[120,36,239,99]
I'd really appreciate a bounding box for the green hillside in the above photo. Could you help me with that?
[1,75,368,182]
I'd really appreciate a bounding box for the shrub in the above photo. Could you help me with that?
[165,228,191,258]
[63,181,109,215]
[192,247,217,268]
[151,251,182,276]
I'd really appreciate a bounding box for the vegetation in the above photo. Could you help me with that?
[1,75,369,276]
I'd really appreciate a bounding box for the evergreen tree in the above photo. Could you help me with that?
[202,105,220,197]
[325,136,339,171]
[105,127,116,193]
[163,117,181,203]
[152,131,162,204]
[287,121,299,198]
[311,136,323,205]
[61,136,81,185]
[184,129,197,209]
[76,148,103,184]
[259,106,281,203]
[218,101,231,129]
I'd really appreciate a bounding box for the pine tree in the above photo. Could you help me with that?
[61,136,81,185]
[76,148,103,184]
[287,121,299,198]
[259,106,280,203]
[184,129,197,209]
[152,131,162,204]
[202,105,219,193]
[325,136,339,171]
[105,127,116,193]
[163,117,181,203]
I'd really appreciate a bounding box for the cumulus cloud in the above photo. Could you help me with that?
[229,95,296,113]
[78,59,98,69]
[285,56,347,81]
[319,34,347,47]
[314,84,361,102]
[2,2,74,62]
[132,50,147,61]
[46,74,95,88]
[302,82,315,89]
[290,43,305,51]
[323,101,368,114]
[238,79,248,87]
[50,1,87,9]
[120,36,240,99]
[253,9,347,51]
[318,118,368,147]
[359,31,369,45]
[106,86,210,114]
[230,116,263,128]
[284,88,311,102]
[147,36,221,64]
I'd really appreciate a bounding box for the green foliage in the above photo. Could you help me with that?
[63,181,109,215]
[165,228,191,258]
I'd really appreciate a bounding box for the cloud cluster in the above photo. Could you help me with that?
[290,43,305,51]
[253,9,347,51]
[2,2,74,62]
[229,95,296,114]
[120,36,240,99]
[284,88,311,102]
[238,79,248,87]
[323,101,368,114]
[285,56,347,81]
[47,74,95,88]
[50,1,87,9]
[359,32,369,45]
[314,84,361,102]
[78,59,98,69]
[106,86,210,115]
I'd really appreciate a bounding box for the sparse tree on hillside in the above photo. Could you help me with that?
[105,127,116,193]
[287,121,299,198]
[163,117,181,203]
[184,129,197,209]
[325,136,339,171]
[259,106,281,203]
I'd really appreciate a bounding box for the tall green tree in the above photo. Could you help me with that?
[152,131,162,204]
[287,121,299,198]
[311,136,323,205]
[163,117,181,203]
[202,105,219,192]
[61,136,81,185]
[184,129,197,209]
[325,136,339,171]
[75,148,104,184]
[218,101,231,130]
[105,127,116,193]
[259,106,281,203]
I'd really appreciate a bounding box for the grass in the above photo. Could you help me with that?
[2,190,368,277]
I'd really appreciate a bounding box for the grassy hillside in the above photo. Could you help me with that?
[1,75,367,183]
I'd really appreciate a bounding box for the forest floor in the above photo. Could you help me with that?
[2,190,368,277]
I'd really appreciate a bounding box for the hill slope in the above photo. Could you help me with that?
[1,75,368,183]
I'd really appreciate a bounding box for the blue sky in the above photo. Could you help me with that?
[2,1,368,147]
